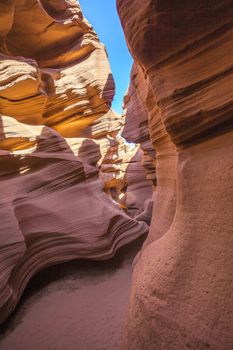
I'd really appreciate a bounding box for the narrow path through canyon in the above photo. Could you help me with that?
[1,0,232,349]
[0,238,144,350]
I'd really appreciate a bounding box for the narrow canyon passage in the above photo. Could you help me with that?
[0,1,155,348]
[0,238,144,350]
[1,0,233,350]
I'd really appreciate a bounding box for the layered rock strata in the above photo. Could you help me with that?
[123,63,156,186]
[117,1,233,349]
[0,0,152,324]
[122,63,157,225]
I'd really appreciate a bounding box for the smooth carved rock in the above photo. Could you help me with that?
[121,62,156,232]
[0,0,114,132]
[123,63,156,186]
[117,1,233,349]
[0,0,152,324]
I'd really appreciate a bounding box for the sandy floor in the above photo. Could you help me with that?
[0,238,143,350]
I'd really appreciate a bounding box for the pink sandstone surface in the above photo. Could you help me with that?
[0,0,153,324]
[117,0,233,349]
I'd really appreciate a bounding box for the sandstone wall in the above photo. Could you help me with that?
[0,0,152,324]
[117,1,233,349]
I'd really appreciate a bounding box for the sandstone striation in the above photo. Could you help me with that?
[123,63,156,186]
[122,63,157,225]
[0,0,152,324]
[117,0,233,349]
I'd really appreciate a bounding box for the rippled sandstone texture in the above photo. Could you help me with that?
[117,1,233,349]
[123,63,156,186]
[0,0,152,324]
[121,62,157,236]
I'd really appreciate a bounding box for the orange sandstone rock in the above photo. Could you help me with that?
[117,0,233,349]
[0,0,152,324]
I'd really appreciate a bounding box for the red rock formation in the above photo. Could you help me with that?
[0,0,152,324]
[100,130,154,220]
[117,1,233,349]
[123,63,156,186]
[121,63,157,226]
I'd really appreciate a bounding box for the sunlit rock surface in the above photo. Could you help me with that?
[0,0,152,324]
[117,0,233,349]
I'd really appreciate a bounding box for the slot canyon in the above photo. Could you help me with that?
[0,1,232,349]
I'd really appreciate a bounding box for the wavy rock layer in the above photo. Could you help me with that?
[121,63,156,234]
[117,1,233,349]
[0,0,152,324]
[123,63,156,186]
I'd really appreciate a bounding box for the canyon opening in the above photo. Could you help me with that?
[0,1,232,350]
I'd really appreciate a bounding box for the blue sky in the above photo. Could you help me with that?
[78,0,133,114]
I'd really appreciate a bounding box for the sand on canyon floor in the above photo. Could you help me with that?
[0,238,144,350]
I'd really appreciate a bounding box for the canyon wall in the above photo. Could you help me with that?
[117,1,233,349]
[120,63,156,222]
[0,0,152,324]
